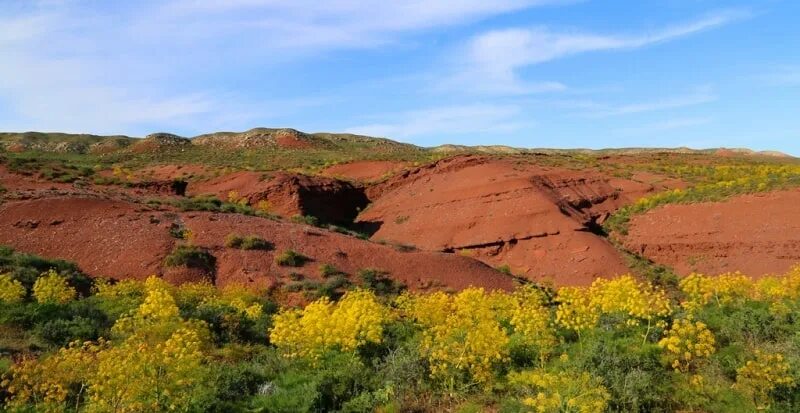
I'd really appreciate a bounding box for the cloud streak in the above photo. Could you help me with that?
[451,10,746,95]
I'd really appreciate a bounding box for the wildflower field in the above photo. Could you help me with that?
[3,248,800,412]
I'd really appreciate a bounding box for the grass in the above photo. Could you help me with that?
[275,250,309,267]
[319,263,343,278]
[225,234,273,251]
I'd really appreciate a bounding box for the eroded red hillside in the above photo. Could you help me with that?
[357,156,659,285]
[0,196,513,291]
[622,189,800,277]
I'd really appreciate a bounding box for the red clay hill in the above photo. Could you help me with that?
[2,129,799,291]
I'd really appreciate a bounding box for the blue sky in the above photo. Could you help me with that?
[1,1,799,154]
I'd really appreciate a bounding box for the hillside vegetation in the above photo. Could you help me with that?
[2,248,800,411]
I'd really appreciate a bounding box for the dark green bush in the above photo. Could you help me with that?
[275,250,308,267]
[164,245,216,271]
[225,234,273,251]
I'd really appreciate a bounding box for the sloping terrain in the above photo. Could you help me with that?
[622,189,800,277]
[357,156,659,285]
[0,195,513,291]
[321,160,408,182]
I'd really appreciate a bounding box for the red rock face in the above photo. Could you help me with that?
[357,156,657,286]
[0,196,513,291]
[622,189,800,278]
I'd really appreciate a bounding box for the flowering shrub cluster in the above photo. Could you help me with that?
[507,369,610,413]
[3,264,800,411]
[657,319,716,372]
[32,269,76,304]
[270,289,391,360]
[0,273,25,303]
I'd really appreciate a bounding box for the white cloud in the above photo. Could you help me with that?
[0,0,562,135]
[345,104,524,140]
[451,10,746,95]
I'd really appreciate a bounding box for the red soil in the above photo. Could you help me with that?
[321,161,407,182]
[0,196,513,291]
[0,165,74,192]
[623,189,800,277]
[357,156,654,285]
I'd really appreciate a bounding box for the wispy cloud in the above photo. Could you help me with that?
[449,10,747,95]
[345,104,525,141]
[0,0,564,135]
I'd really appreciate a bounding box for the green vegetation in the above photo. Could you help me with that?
[225,234,273,251]
[605,164,800,236]
[3,246,800,411]
[163,245,216,271]
[274,250,309,267]
[290,214,319,226]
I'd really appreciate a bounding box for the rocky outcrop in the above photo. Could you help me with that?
[192,128,316,149]
[357,157,645,285]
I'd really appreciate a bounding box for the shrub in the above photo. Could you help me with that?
[32,270,76,304]
[358,269,405,296]
[318,264,342,278]
[290,215,319,226]
[225,234,273,251]
[275,250,308,267]
[164,245,217,271]
[0,274,26,303]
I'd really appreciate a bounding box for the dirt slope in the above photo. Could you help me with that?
[357,156,653,285]
[0,196,513,291]
[622,189,800,277]
[321,161,407,183]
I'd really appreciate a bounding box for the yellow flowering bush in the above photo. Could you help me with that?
[0,273,26,303]
[555,287,598,336]
[87,326,210,413]
[734,351,795,409]
[679,272,751,311]
[507,369,610,413]
[590,275,672,326]
[400,287,510,386]
[32,270,76,304]
[270,289,391,361]
[2,339,109,413]
[658,319,716,372]
[509,286,557,363]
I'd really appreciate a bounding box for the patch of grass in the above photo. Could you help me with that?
[163,245,216,271]
[394,215,409,225]
[496,264,512,275]
[290,215,319,226]
[275,250,309,267]
[225,234,273,250]
[319,263,343,278]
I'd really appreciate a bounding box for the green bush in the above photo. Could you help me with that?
[225,234,273,251]
[319,263,342,278]
[358,268,405,296]
[290,215,319,226]
[275,250,308,267]
[164,245,216,271]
